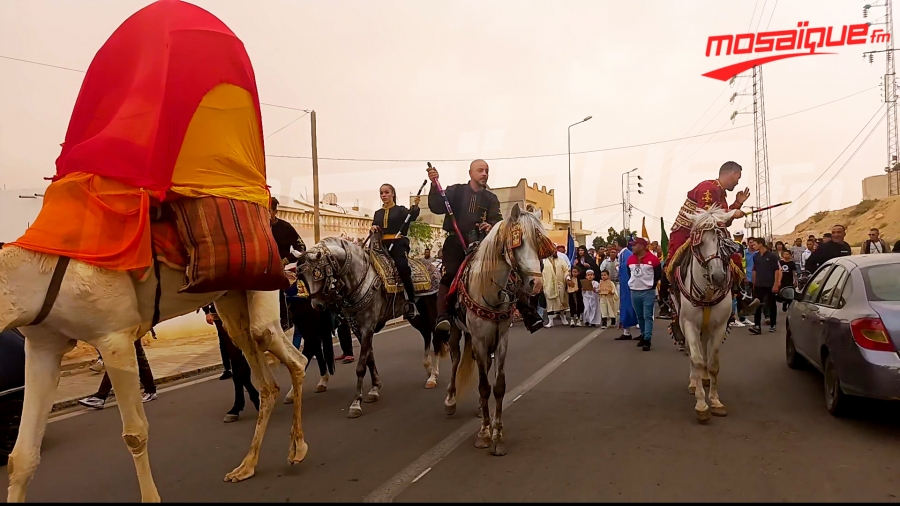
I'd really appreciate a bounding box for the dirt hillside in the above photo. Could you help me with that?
[774,195,900,248]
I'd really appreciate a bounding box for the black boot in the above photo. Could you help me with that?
[516,299,544,334]
[402,281,418,321]
[435,284,451,333]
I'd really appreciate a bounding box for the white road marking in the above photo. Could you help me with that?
[411,467,432,483]
[363,327,603,503]
[512,394,523,403]
[562,355,571,363]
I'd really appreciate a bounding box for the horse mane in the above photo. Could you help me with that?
[690,205,732,233]
[468,210,548,295]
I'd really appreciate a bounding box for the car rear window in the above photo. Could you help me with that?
[862,264,900,301]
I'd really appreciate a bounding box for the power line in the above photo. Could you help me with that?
[265,111,310,139]
[0,54,310,112]
[772,105,885,220]
[764,0,779,31]
[266,87,877,163]
[775,110,886,228]
[556,202,623,217]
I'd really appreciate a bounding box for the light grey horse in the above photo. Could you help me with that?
[443,204,553,455]
[297,237,441,418]
[670,206,742,423]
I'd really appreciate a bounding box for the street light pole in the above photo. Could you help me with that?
[568,115,592,243]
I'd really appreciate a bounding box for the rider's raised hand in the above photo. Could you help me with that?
[735,187,751,205]
[426,166,439,181]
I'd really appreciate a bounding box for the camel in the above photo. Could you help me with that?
[0,245,309,502]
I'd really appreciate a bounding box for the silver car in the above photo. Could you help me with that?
[785,254,900,416]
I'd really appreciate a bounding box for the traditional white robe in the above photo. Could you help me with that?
[582,280,601,325]
[542,255,570,313]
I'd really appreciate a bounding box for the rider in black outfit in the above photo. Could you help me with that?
[427,160,544,334]
[371,184,420,320]
[270,197,306,331]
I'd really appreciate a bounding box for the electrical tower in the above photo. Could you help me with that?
[752,66,773,240]
[865,0,900,196]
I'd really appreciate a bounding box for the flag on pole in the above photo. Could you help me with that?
[566,227,576,265]
[660,218,669,262]
[641,217,649,239]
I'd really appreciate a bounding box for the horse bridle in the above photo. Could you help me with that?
[676,222,733,307]
[299,240,374,311]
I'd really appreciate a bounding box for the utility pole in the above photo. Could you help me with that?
[752,66,773,241]
[864,1,900,196]
[310,110,321,243]
[620,168,641,233]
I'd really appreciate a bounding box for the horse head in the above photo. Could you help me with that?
[297,238,351,311]
[689,205,740,288]
[501,203,555,296]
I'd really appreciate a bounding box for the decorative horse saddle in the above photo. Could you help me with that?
[367,249,440,296]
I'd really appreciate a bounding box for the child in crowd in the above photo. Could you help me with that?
[567,266,584,327]
[581,269,601,328]
[597,270,619,329]
[778,249,797,312]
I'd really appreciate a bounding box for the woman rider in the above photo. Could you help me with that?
[371,184,420,320]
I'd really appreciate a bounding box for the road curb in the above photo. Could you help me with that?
[51,363,225,413]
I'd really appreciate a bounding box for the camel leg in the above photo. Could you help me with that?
[216,293,279,483]
[7,337,75,503]
[490,331,509,456]
[444,327,462,415]
[98,330,161,502]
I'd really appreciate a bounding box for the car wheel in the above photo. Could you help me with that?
[0,392,24,466]
[785,326,806,370]
[823,353,849,417]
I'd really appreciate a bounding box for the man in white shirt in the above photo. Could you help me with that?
[800,238,815,272]
[862,228,890,254]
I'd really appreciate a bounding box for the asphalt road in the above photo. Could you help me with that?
[7,319,900,502]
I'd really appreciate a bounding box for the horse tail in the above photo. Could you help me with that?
[454,333,476,399]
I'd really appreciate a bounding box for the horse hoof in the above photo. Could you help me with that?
[348,406,362,418]
[288,440,309,465]
[315,384,327,393]
[710,406,727,417]
[702,379,711,388]
[364,392,380,403]
[444,403,457,416]
[425,379,437,389]
[695,409,711,423]
[475,435,492,449]
[490,441,507,456]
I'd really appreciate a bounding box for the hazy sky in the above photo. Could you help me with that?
[0,0,891,238]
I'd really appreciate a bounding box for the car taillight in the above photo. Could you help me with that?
[850,318,896,352]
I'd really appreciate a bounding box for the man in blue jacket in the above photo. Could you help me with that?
[614,237,640,340]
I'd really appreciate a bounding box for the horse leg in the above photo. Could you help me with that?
[216,294,279,483]
[98,329,162,502]
[7,336,77,503]
[348,331,373,418]
[707,325,727,417]
[490,331,509,456]
[473,343,493,449]
[444,327,462,415]
[365,346,381,403]
[683,316,710,423]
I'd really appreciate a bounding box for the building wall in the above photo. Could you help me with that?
[862,174,889,200]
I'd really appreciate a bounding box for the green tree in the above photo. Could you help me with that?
[407,220,445,256]
[592,236,608,250]
[606,227,635,246]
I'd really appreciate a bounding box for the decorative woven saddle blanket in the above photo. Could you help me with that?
[368,250,440,296]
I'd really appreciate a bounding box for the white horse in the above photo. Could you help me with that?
[669,206,742,423]
[443,204,551,455]
[0,245,309,502]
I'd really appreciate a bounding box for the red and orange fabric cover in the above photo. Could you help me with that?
[11,0,269,271]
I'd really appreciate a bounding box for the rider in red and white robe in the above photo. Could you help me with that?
[660,162,750,320]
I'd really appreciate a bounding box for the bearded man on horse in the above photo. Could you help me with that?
[659,161,756,343]
[427,160,545,335]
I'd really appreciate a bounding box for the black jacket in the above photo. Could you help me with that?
[428,183,502,236]
[271,218,306,263]
[372,204,420,238]
[805,240,852,274]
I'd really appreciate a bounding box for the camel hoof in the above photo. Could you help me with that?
[695,409,711,423]
[348,405,363,418]
[224,464,256,483]
[710,406,727,417]
[425,379,437,389]
[289,440,309,465]
[490,440,507,456]
[444,402,457,416]
[702,379,711,388]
